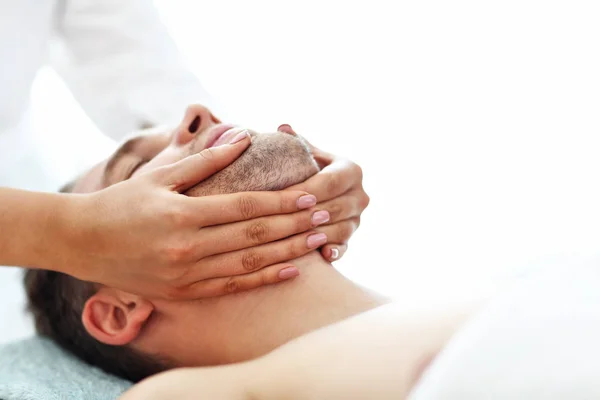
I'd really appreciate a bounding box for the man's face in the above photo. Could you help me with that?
[73,104,318,195]
[72,104,322,368]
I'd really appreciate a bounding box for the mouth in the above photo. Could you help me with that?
[204,124,238,149]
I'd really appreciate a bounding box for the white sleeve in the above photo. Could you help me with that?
[50,0,216,140]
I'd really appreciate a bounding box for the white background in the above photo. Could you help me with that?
[4,0,600,341]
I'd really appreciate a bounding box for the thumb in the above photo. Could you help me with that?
[305,140,334,169]
[154,130,251,192]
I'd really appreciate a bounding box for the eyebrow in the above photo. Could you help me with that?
[102,137,143,187]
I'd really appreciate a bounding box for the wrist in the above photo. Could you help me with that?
[36,192,87,275]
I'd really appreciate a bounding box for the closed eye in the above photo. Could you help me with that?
[125,160,148,180]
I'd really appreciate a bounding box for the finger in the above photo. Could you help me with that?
[277,124,297,135]
[300,137,335,168]
[191,231,328,281]
[309,145,335,169]
[314,217,360,245]
[287,159,363,203]
[321,244,348,263]
[188,190,316,226]
[196,209,330,257]
[181,263,300,298]
[276,125,333,167]
[152,131,252,192]
[315,188,369,224]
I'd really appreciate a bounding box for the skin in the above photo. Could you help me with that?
[58,104,473,399]
[71,104,369,298]
[121,302,476,400]
[52,137,319,298]
[0,117,367,299]
[0,135,317,300]
[67,106,381,370]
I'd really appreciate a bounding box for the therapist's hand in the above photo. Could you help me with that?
[280,125,370,263]
[57,132,330,300]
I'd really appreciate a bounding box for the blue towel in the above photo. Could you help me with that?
[0,336,132,400]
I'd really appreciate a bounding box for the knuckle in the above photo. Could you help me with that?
[170,264,194,285]
[193,238,209,259]
[326,202,343,221]
[360,192,371,210]
[241,251,263,272]
[162,242,193,264]
[238,195,260,219]
[287,238,305,259]
[167,206,190,226]
[261,270,270,286]
[245,221,269,244]
[351,162,364,181]
[326,174,342,196]
[149,165,169,183]
[163,283,186,301]
[339,222,355,241]
[199,147,215,161]
[296,212,311,231]
[280,194,291,213]
[225,277,240,294]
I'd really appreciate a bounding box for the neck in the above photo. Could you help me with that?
[165,252,386,366]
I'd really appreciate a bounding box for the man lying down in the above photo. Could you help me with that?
[21,104,600,399]
[23,104,386,382]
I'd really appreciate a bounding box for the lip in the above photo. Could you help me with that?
[204,124,237,149]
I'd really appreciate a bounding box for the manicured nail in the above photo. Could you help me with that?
[307,233,327,248]
[278,124,296,135]
[311,210,330,226]
[229,130,250,144]
[297,194,317,209]
[278,266,300,280]
[330,248,340,260]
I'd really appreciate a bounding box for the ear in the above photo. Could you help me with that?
[82,289,154,346]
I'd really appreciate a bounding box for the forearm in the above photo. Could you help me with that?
[0,188,71,270]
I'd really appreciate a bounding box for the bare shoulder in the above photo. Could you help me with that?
[120,366,251,400]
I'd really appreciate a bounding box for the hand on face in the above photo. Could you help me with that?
[66,105,369,300]
[279,124,370,263]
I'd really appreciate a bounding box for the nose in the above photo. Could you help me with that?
[174,104,220,145]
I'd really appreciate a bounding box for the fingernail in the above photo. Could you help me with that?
[307,233,327,248]
[311,210,330,226]
[297,194,317,209]
[229,130,250,144]
[330,248,340,260]
[278,266,300,280]
[278,124,296,135]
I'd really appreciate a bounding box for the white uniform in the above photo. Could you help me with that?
[0,1,217,343]
[0,0,215,190]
